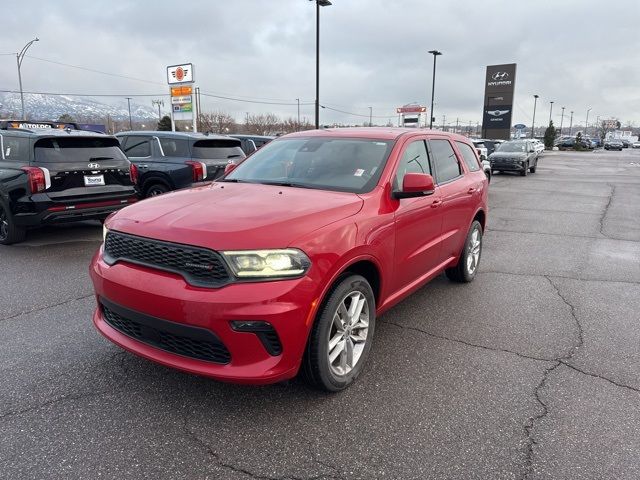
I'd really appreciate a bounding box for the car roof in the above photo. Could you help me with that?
[2,128,110,138]
[116,131,232,141]
[281,127,473,142]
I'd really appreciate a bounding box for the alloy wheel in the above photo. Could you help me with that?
[0,207,8,242]
[327,291,369,376]
[466,226,482,275]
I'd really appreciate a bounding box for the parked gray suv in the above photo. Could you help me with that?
[116,131,245,197]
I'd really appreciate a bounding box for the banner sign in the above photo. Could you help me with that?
[481,64,517,140]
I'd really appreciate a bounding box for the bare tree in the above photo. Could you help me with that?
[244,113,280,135]
[198,111,237,134]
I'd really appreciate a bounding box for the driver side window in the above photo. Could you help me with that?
[394,139,430,190]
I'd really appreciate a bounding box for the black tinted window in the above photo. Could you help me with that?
[159,138,189,157]
[123,136,151,157]
[456,141,481,172]
[34,137,127,163]
[430,139,461,183]
[395,140,430,189]
[192,139,244,160]
[2,135,30,162]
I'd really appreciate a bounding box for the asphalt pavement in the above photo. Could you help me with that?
[1,148,639,479]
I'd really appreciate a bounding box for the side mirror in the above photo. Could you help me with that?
[224,161,238,175]
[394,173,435,199]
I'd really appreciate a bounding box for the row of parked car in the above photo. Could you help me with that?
[0,121,275,244]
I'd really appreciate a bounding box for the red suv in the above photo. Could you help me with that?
[90,128,488,391]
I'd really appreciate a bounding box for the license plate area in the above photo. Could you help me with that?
[84,174,105,186]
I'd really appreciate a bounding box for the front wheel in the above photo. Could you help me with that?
[0,202,26,245]
[445,220,483,283]
[303,274,375,392]
[529,165,537,173]
[520,163,528,176]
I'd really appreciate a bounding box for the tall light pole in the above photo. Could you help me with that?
[296,98,300,130]
[151,99,164,121]
[548,101,554,125]
[312,0,332,129]
[368,106,372,127]
[125,97,133,130]
[585,108,591,136]
[559,106,565,136]
[428,50,442,129]
[16,37,39,120]
[531,94,539,138]
[569,110,574,135]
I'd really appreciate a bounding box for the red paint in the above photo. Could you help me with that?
[90,128,488,384]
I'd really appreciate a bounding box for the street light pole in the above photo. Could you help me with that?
[428,50,442,129]
[16,37,39,120]
[296,98,300,130]
[531,94,539,138]
[585,108,591,136]
[569,111,574,136]
[548,101,554,125]
[151,99,164,121]
[368,106,372,127]
[312,0,332,130]
[560,106,565,136]
[125,97,133,130]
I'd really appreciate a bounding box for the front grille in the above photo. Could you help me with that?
[101,302,231,364]
[104,230,231,288]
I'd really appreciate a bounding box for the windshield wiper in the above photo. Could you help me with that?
[260,181,313,189]
[219,178,247,183]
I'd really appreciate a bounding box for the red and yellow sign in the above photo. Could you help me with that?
[171,86,192,97]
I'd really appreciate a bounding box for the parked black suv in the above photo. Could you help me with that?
[116,131,245,197]
[0,126,137,244]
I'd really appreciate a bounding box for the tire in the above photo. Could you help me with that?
[302,274,376,392]
[0,202,26,245]
[520,163,528,176]
[485,171,491,183]
[144,182,170,198]
[445,220,483,283]
[529,165,537,173]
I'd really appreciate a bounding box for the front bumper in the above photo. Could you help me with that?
[89,248,319,384]
[490,160,527,172]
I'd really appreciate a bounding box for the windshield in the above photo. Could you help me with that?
[34,137,127,163]
[192,139,245,160]
[225,137,394,193]
[497,142,527,153]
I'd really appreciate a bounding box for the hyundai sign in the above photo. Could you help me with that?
[481,63,517,140]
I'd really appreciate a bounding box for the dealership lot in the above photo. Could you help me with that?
[1,149,639,479]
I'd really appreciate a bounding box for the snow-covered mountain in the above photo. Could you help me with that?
[0,92,158,121]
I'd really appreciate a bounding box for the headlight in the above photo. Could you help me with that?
[103,224,108,243]
[221,249,311,278]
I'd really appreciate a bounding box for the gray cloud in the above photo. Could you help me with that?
[1,0,639,127]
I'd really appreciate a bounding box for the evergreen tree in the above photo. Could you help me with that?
[57,113,75,123]
[544,121,556,149]
[157,115,172,131]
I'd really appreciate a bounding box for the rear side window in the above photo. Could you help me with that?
[456,141,481,172]
[192,139,245,160]
[123,136,151,157]
[159,138,189,157]
[394,140,430,189]
[2,135,30,162]
[430,139,461,183]
[34,137,127,163]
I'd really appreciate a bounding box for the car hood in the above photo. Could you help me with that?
[490,152,527,159]
[107,182,364,250]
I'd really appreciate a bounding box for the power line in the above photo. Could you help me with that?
[321,104,393,118]
[199,91,313,106]
[0,89,166,97]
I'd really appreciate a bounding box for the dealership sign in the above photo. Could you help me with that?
[397,105,426,114]
[167,63,194,85]
[481,63,517,140]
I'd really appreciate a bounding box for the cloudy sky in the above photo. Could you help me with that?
[1,0,639,128]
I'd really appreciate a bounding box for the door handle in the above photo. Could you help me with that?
[431,199,443,208]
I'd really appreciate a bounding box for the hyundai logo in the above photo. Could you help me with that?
[491,72,509,81]
[87,163,100,169]
[487,109,510,117]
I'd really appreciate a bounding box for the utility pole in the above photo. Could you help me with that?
[296,98,300,130]
[569,111,574,135]
[559,106,565,136]
[585,108,591,136]
[368,106,372,127]
[441,114,446,131]
[455,117,459,133]
[125,97,133,130]
[151,99,164,121]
